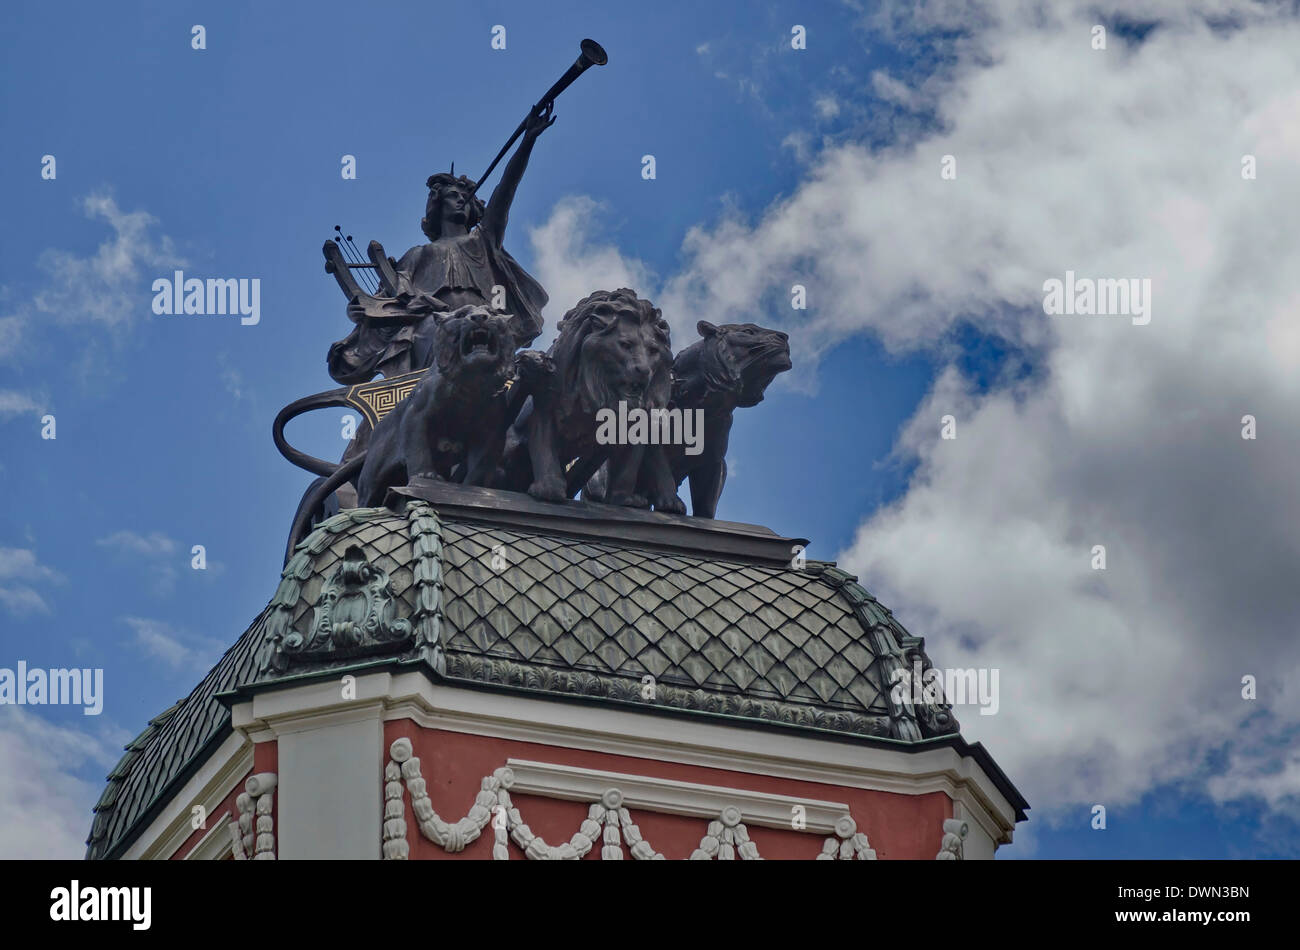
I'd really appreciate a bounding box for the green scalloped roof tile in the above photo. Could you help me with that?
[90,507,943,861]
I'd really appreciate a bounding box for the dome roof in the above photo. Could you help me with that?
[87,484,1008,860]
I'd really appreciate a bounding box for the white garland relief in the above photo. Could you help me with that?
[230,772,277,860]
[934,818,968,860]
[381,738,881,861]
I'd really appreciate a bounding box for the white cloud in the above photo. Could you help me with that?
[97,531,181,597]
[870,70,924,112]
[32,195,184,329]
[0,547,62,617]
[826,3,1300,822]
[0,317,24,361]
[122,616,221,671]
[96,530,176,557]
[0,709,120,859]
[0,390,40,419]
[221,365,244,401]
[0,587,50,615]
[781,131,814,164]
[528,0,1300,834]
[0,547,61,582]
[1206,750,1300,812]
[814,94,841,120]
[0,195,184,365]
[528,197,656,349]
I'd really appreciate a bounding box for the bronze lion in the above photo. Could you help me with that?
[666,321,792,518]
[498,288,680,510]
[355,304,516,507]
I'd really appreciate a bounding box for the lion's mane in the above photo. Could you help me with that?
[551,288,672,421]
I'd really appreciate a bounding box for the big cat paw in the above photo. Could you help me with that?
[653,494,687,515]
[609,492,649,509]
[528,474,567,503]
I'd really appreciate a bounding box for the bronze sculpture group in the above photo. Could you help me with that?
[274,41,792,558]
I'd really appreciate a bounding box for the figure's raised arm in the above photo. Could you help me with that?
[480,103,556,245]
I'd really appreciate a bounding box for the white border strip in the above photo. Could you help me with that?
[506,758,851,833]
[185,812,234,860]
[121,733,252,860]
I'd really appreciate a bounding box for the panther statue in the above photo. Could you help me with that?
[497,288,680,510]
[355,304,515,507]
[666,321,792,518]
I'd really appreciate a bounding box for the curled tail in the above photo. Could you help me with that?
[283,453,367,565]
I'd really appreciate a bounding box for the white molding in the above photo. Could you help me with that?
[952,801,996,860]
[231,671,1017,846]
[232,673,393,738]
[186,812,233,860]
[251,700,389,738]
[506,759,851,833]
[273,707,383,859]
[123,733,253,860]
[953,797,999,854]
[388,675,1015,843]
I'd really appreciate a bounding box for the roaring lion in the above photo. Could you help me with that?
[498,288,680,509]
[666,321,792,518]
[355,304,515,507]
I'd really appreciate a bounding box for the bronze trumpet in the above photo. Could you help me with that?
[473,38,608,193]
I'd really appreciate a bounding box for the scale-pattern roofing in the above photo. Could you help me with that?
[85,612,270,860]
[439,521,891,715]
[87,503,957,859]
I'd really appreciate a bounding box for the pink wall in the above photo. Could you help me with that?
[385,721,951,860]
[172,739,278,860]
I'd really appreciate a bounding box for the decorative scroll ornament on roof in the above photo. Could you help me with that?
[278,545,412,665]
[899,636,960,736]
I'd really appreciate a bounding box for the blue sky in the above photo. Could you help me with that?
[3,0,1299,859]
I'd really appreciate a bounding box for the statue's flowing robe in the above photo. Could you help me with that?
[327,229,547,385]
